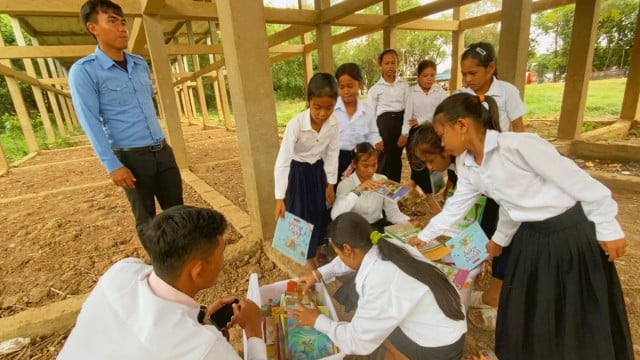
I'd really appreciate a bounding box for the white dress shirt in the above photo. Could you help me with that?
[333,97,382,150]
[58,258,267,360]
[331,172,409,224]
[456,77,527,132]
[366,77,413,135]
[409,84,447,125]
[419,130,624,246]
[315,239,467,354]
[273,109,340,199]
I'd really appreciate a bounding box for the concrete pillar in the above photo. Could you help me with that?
[450,6,464,92]
[10,17,55,142]
[383,0,398,50]
[557,0,600,140]
[315,0,333,73]
[143,14,188,168]
[217,0,280,241]
[620,5,640,121]
[497,0,532,96]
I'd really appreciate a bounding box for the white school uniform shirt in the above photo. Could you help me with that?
[331,172,409,224]
[58,258,267,360]
[409,84,447,125]
[456,77,526,132]
[273,109,340,199]
[418,130,624,246]
[315,239,467,354]
[366,77,413,135]
[333,97,382,150]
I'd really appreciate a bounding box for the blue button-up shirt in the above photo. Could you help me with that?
[68,47,165,173]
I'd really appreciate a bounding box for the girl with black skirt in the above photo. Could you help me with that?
[417,93,632,359]
[367,49,412,182]
[274,73,340,271]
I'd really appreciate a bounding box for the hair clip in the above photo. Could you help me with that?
[370,231,383,245]
[475,47,486,56]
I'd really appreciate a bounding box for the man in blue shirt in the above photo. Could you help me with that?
[69,0,183,237]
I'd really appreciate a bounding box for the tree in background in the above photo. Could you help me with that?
[593,0,638,72]
[532,5,574,82]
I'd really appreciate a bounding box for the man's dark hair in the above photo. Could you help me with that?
[80,0,125,32]
[140,205,228,283]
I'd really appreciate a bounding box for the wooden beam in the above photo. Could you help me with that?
[140,0,166,15]
[315,0,333,73]
[0,0,141,16]
[263,7,318,25]
[128,17,146,54]
[186,21,210,127]
[30,36,66,137]
[142,14,188,167]
[0,63,67,96]
[399,19,459,31]
[620,4,640,120]
[319,0,381,23]
[386,0,477,28]
[459,0,576,30]
[450,6,464,92]
[267,25,314,47]
[383,0,397,49]
[174,58,225,86]
[333,13,385,27]
[165,43,224,55]
[498,0,532,94]
[0,45,96,59]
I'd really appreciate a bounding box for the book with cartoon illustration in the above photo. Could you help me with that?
[284,305,336,360]
[384,222,420,243]
[448,195,487,231]
[372,180,411,201]
[272,212,313,265]
[445,221,489,270]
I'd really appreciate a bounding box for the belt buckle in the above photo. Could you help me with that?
[150,142,163,151]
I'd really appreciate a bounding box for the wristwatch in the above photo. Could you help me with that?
[352,189,362,196]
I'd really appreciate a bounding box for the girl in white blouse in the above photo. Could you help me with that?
[331,142,409,232]
[288,212,467,359]
[418,92,632,359]
[274,73,340,270]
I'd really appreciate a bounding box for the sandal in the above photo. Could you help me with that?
[468,308,497,331]
[469,290,494,309]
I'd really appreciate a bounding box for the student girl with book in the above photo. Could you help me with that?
[367,49,412,182]
[415,92,632,359]
[288,212,467,360]
[333,63,383,182]
[274,73,340,271]
[407,59,448,213]
[331,142,410,232]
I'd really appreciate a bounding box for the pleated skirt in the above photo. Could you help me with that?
[284,159,327,259]
[495,203,633,360]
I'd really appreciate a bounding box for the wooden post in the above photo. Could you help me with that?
[186,21,210,129]
[0,32,39,153]
[217,0,280,241]
[31,36,65,137]
[10,17,55,142]
[175,50,194,126]
[218,70,233,130]
[497,0,532,96]
[383,0,398,50]
[450,6,464,92]
[299,0,314,93]
[0,140,9,174]
[315,0,333,73]
[207,22,225,127]
[142,14,188,168]
[620,5,640,121]
[46,58,73,131]
[557,0,600,140]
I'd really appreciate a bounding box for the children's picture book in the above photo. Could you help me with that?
[417,240,452,261]
[445,221,489,270]
[384,222,420,243]
[371,180,411,201]
[452,195,487,231]
[431,262,471,290]
[285,305,337,360]
[272,212,314,265]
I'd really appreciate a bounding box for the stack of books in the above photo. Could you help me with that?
[261,281,339,360]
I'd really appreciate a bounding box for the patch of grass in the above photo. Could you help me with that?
[275,99,306,127]
[524,78,626,121]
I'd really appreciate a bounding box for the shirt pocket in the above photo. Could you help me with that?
[100,80,134,105]
[133,78,154,98]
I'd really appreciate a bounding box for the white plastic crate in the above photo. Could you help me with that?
[243,273,345,360]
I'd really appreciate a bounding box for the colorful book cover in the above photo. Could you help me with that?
[372,180,411,201]
[271,212,314,265]
[445,222,489,270]
[452,195,487,231]
[417,240,452,261]
[431,262,471,289]
[384,222,420,243]
[284,305,336,360]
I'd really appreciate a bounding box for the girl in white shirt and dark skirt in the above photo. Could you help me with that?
[288,212,467,360]
[417,93,632,360]
[367,49,412,182]
[274,73,340,270]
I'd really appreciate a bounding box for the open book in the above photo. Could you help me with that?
[384,222,420,243]
[372,180,411,201]
[271,212,313,265]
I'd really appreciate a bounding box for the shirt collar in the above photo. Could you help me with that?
[147,270,200,309]
[485,76,501,97]
[335,97,367,116]
[355,245,380,292]
[462,129,499,168]
[94,46,138,71]
[300,108,338,131]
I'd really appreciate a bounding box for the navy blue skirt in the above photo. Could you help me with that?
[284,159,327,259]
[495,203,633,360]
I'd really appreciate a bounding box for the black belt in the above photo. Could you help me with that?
[113,139,166,152]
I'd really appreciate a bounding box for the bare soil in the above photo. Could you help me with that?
[0,124,638,359]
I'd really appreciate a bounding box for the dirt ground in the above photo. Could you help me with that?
[0,123,639,359]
